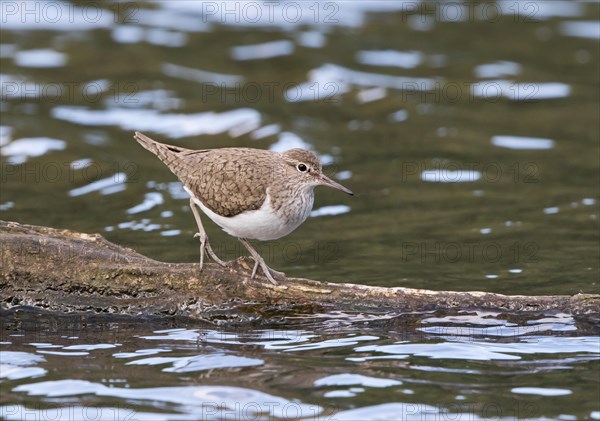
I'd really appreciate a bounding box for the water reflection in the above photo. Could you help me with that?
[13,49,67,68]
[231,40,295,61]
[354,336,599,361]
[1,309,599,420]
[356,50,424,69]
[0,351,47,381]
[68,172,127,197]
[13,380,323,420]
[1,137,66,165]
[491,135,555,150]
[1,0,599,418]
[474,61,522,78]
[51,106,262,138]
[163,63,243,87]
[559,21,600,39]
[127,353,263,373]
[470,80,571,100]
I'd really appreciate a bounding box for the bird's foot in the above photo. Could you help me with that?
[237,238,284,285]
[193,232,227,268]
[250,259,285,285]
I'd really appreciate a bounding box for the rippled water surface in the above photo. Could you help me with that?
[2,309,600,420]
[1,1,599,419]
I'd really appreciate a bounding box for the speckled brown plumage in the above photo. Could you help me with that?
[136,132,271,217]
[134,131,340,219]
[134,131,353,285]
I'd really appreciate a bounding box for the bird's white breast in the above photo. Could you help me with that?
[185,187,313,241]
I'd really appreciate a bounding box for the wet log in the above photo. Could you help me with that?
[1,220,598,322]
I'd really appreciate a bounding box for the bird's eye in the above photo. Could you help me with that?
[297,163,308,172]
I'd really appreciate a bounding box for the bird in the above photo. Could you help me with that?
[133,131,353,285]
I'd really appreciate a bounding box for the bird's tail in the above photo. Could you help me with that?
[133,131,196,179]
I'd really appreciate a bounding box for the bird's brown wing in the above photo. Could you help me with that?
[134,132,271,217]
[181,149,273,217]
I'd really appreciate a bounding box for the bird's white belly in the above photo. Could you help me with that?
[185,188,312,241]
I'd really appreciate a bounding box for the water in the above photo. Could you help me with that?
[1,1,599,419]
[2,309,599,420]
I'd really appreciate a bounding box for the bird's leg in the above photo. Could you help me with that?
[238,238,285,285]
[189,198,226,268]
[251,260,260,279]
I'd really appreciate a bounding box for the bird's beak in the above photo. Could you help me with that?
[319,174,354,196]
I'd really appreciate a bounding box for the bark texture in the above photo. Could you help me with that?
[1,220,598,322]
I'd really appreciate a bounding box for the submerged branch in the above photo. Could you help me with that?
[1,220,598,322]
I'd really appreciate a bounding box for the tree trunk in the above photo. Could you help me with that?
[1,220,598,323]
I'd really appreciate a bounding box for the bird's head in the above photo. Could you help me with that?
[281,149,353,196]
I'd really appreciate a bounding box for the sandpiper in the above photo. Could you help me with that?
[134,131,353,285]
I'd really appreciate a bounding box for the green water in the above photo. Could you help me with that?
[1,2,599,419]
[1,2,598,295]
